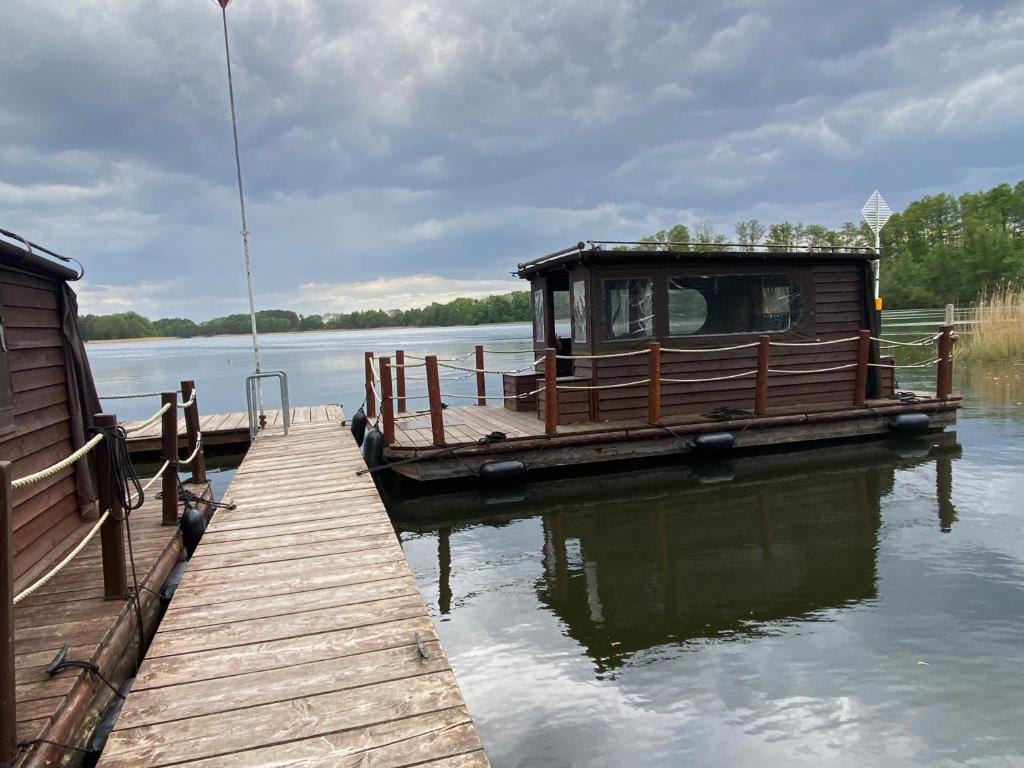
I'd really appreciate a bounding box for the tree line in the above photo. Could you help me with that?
[80,180,1024,340]
[79,293,534,341]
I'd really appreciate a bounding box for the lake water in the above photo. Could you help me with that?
[87,319,1024,768]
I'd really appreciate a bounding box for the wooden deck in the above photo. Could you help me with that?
[14,479,210,767]
[98,419,489,767]
[124,404,344,454]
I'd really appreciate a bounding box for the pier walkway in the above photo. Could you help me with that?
[98,419,489,767]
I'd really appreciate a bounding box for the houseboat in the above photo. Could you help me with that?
[0,230,210,768]
[358,241,960,484]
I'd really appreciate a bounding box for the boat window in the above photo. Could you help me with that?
[603,279,653,340]
[532,288,545,342]
[572,280,587,343]
[668,275,803,335]
[553,290,571,339]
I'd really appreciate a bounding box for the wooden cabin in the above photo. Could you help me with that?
[363,242,961,483]
[0,234,100,584]
[517,243,889,424]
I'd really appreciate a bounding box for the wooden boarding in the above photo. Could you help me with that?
[98,420,489,768]
[123,404,344,454]
[13,479,210,767]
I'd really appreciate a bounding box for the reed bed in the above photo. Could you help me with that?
[962,284,1024,361]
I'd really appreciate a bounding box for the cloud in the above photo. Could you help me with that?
[2,0,1022,320]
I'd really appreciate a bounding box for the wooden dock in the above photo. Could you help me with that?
[98,418,489,766]
[124,404,344,454]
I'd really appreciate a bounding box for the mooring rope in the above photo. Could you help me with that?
[123,402,173,434]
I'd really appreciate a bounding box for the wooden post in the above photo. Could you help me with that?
[544,348,558,435]
[945,303,955,326]
[647,341,661,424]
[853,330,870,406]
[180,380,206,484]
[936,324,954,399]
[425,355,445,446]
[0,462,16,763]
[379,357,395,446]
[94,414,127,599]
[364,352,376,419]
[754,335,770,416]
[161,392,178,526]
[395,350,407,413]
[475,345,486,406]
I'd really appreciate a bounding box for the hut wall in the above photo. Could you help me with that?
[0,266,82,580]
[546,263,868,424]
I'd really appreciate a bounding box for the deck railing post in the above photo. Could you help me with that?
[0,462,16,763]
[379,357,395,446]
[94,414,128,598]
[426,355,446,446]
[755,335,770,416]
[853,330,871,406]
[544,348,558,435]
[475,345,486,406]
[180,380,206,485]
[648,342,661,424]
[936,324,954,399]
[364,352,376,419]
[161,392,178,526]
[395,350,407,413]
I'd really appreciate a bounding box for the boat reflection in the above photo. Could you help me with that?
[394,434,961,670]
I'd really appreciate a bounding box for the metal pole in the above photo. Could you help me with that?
[220,4,263,416]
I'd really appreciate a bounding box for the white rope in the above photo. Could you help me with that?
[662,342,760,353]
[871,335,937,347]
[11,432,105,490]
[178,391,197,409]
[99,391,162,400]
[392,362,427,369]
[13,510,111,604]
[403,351,476,363]
[180,434,203,465]
[556,349,650,360]
[437,360,543,376]
[768,363,859,374]
[440,388,545,401]
[482,348,536,354]
[558,378,651,390]
[124,402,173,434]
[869,357,942,369]
[661,370,759,384]
[769,336,859,347]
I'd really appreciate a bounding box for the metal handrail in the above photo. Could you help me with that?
[245,371,290,439]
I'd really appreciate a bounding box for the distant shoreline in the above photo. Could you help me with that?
[83,321,533,344]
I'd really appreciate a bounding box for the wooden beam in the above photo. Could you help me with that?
[544,348,558,435]
[853,330,870,406]
[364,352,376,419]
[395,350,406,413]
[425,355,445,446]
[936,324,954,399]
[379,357,395,446]
[647,342,661,424]
[0,462,15,763]
[161,392,178,526]
[754,335,770,416]
[95,413,128,598]
[475,345,486,406]
[180,380,206,484]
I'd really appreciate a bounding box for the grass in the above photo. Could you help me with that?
[961,283,1024,361]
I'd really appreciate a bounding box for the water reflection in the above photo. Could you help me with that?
[396,436,961,672]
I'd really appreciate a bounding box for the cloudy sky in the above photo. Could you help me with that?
[2,0,1022,319]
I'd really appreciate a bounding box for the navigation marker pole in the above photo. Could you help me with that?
[860,190,892,311]
[214,0,263,421]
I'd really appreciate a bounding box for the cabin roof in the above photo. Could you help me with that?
[0,228,81,282]
[516,241,879,278]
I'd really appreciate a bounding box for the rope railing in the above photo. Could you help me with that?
[12,510,111,604]
[178,390,197,409]
[11,432,105,490]
[436,359,544,376]
[99,391,164,400]
[123,402,173,434]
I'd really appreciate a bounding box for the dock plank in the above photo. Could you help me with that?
[99,419,488,768]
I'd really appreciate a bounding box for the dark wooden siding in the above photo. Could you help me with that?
[0,267,80,581]
[547,263,869,424]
